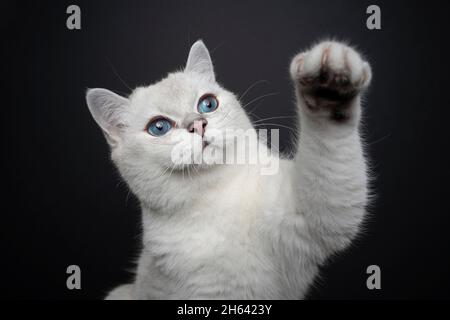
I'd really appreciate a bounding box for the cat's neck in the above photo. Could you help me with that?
[139,163,248,215]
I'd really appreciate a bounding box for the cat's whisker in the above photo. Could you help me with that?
[182,164,189,182]
[219,108,252,127]
[156,165,172,181]
[192,164,200,175]
[248,101,265,117]
[153,165,169,181]
[167,164,176,181]
[215,109,238,129]
[238,79,269,101]
[253,122,298,133]
[220,109,233,122]
[186,165,193,182]
[106,57,132,91]
[125,189,133,207]
[246,110,262,120]
[211,41,225,54]
[242,92,280,111]
[367,133,392,146]
[252,115,293,124]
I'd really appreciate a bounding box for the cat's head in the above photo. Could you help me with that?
[86,40,253,197]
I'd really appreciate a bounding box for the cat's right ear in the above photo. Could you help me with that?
[86,88,130,148]
[185,40,215,82]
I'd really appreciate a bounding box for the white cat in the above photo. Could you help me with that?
[86,39,372,299]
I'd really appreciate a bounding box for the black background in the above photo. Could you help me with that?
[3,0,450,299]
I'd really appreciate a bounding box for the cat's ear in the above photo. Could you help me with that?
[86,88,130,148]
[185,40,215,82]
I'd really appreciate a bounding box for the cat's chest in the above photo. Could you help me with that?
[149,198,258,248]
[144,168,293,259]
[143,187,267,269]
[137,170,299,297]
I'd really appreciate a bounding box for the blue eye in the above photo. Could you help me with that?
[198,94,219,113]
[147,118,173,136]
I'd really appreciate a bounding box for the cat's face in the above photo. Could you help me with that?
[124,72,253,170]
[86,41,253,185]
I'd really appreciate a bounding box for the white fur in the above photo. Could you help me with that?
[86,40,372,299]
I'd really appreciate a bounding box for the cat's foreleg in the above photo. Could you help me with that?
[289,41,372,256]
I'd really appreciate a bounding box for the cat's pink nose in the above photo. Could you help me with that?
[187,118,208,137]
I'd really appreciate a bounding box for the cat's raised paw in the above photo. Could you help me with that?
[290,41,371,116]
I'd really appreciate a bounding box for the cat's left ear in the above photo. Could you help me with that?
[185,40,215,82]
[86,88,130,148]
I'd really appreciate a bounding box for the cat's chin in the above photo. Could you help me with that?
[169,162,218,175]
